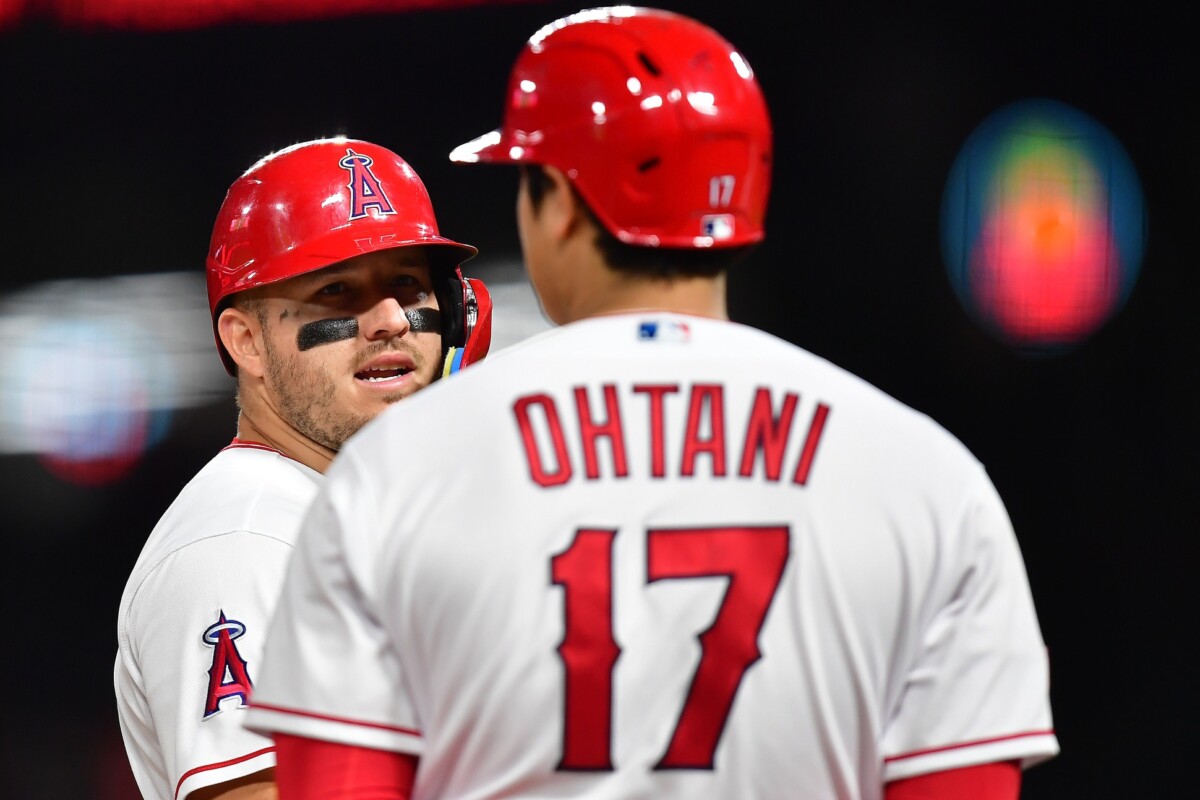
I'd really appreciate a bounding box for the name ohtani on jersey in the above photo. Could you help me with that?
[513,382,831,488]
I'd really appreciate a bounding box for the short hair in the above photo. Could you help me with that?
[520,164,756,279]
[229,289,268,323]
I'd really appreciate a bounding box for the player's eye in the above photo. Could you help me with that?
[317,281,349,297]
[390,274,422,289]
[390,273,434,303]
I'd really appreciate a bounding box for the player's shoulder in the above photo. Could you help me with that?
[186,442,322,520]
[721,320,987,472]
[123,443,321,579]
[117,444,319,638]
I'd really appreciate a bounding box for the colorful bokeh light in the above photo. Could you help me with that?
[940,98,1147,354]
[13,316,173,486]
[0,273,230,487]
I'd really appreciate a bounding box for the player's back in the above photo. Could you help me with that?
[301,312,1056,799]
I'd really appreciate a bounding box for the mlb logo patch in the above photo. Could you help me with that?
[638,320,691,343]
[701,214,735,240]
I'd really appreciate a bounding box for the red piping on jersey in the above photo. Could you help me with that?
[222,438,282,454]
[221,438,309,467]
[174,746,275,800]
[250,701,421,737]
[884,729,1056,764]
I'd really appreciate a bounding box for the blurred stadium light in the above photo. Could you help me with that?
[0,273,228,484]
[0,0,23,29]
[0,0,546,31]
[0,262,549,485]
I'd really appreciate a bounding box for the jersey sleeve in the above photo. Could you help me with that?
[274,733,418,800]
[124,532,291,799]
[885,760,1021,799]
[880,467,1059,781]
[245,451,424,755]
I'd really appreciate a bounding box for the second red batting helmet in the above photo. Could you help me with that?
[207,137,484,375]
[450,6,772,249]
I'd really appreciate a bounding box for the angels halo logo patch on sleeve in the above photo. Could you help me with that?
[202,611,254,717]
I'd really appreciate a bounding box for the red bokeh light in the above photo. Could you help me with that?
[2,0,544,31]
[972,195,1119,343]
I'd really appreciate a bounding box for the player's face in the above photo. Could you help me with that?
[257,249,443,451]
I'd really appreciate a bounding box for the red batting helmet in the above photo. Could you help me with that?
[207,137,486,375]
[450,6,772,248]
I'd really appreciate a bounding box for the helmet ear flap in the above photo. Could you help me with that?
[438,269,493,377]
[459,276,493,367]
[435,267,466,353]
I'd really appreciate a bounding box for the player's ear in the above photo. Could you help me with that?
[218,306,267,379]
[540,165,585,242]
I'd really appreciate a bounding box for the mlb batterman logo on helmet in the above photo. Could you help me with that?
[450,6,773,249]
[206,137,492,376]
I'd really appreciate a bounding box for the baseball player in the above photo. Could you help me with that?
[113,137,491,800]
[245,8,1059,799]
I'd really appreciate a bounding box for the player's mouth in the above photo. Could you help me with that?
[356,365,412,383]
[354,354,417,387]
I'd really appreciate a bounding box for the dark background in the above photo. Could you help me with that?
[1,1,1193,796]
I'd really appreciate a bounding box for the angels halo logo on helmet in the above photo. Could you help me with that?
[450,6,773,249]
[206,136,490,376]
[338,148,398,220]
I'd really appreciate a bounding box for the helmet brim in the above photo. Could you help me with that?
[392,238,479,267]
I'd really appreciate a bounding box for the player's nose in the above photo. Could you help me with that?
[361,296,411,341]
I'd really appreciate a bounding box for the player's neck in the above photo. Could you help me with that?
[571,271,728,323]
[235,409,335,474]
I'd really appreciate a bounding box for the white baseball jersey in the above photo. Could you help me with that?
[115,440,321,800]
[246,313,1058,799]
